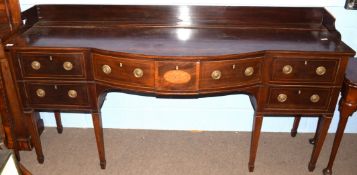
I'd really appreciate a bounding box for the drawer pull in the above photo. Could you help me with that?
[36,89,46,98]
[310,94,320,103]
[211,70,222,80]
[102,65,112,74]
[277,94,287,103]
[244,67,254,76]
[316,66,326,76]
[282,65,293,74]
[133,68,144,78]
[31,61,41,70]
[63,61,74,71]
[68,90,78,98]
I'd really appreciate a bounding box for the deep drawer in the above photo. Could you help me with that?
[24,83,90,107]
[265,87,332,110]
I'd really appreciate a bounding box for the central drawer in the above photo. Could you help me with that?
[156,61,199,92]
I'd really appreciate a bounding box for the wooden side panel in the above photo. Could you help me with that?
[7,0,21,27]
[0,0,9,24]
[0,45,31,150]
[0,0,21,31]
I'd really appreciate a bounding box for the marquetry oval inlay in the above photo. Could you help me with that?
[163,70,191,84]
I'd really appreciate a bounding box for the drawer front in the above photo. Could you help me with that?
[271,58,339,83]
[265,87,332,110]
[156,61,198,92]
[25,83,90,107]
[17,52,86,79]
[200,58,261,89]
[93,54,155,88]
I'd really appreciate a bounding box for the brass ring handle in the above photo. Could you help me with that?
[102,65,112,74]
[36,89,46,98]
[316,66,326,76]
[244,67,254,76]
[211,70,222,80]
[68,90,78,98]
[63,61,74,71]
[282,65,293,75]
[31,61,41,70]
[310,94,320,103]
[277,94,287,103]
[133,68,144,78]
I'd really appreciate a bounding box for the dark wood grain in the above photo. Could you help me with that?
[35,5,324,26]
[1,4,356,173]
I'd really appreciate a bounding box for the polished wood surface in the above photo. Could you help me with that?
[7,5,353,56]
[1,5,355,172]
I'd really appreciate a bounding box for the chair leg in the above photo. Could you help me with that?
[54,111,63,134]
[308,115,332,172]
[92,112,106,169]
[291,115,301,137]
[248,113,263,172]
[322,104,354,175]
[24,110,44,163]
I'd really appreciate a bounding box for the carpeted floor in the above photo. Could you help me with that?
[20,128,357,175]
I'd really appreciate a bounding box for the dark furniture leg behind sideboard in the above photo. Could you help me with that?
[291,115,322,145]
[291,115,301,137]
[54,111,63,134]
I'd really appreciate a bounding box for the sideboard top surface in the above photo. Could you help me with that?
[5,5,355,57]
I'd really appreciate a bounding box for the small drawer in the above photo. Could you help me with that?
[17,52,86,79]
[271,58,339,83]
[265,87,332,110]
[200,58,261,89]
[156,61,198,92]
[93,54,154,88]
[25,83,90,107]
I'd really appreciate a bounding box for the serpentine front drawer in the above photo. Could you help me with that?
[200,58,262,90]
[17,52,86,79]
[93,53,155,89]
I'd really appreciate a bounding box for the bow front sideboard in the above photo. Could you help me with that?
[0,5,355,172]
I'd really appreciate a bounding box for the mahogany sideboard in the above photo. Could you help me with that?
[0,5,355,172]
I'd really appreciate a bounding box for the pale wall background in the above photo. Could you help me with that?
[18,0,357,133]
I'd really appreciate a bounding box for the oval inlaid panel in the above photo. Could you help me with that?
[163,70,191,84]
